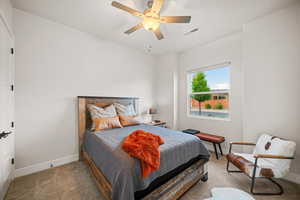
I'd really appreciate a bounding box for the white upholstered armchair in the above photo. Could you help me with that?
[226,134,296,195]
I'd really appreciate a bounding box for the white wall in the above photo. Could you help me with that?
[178,33,243,151]
[13,9,155,170]
[0,0,12,31]
[175,2,300,180]
[242,3,300,176]
[12,0,300,181]
[154,54,179,129]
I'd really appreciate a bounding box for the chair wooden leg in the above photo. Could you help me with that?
[213,143,219,159]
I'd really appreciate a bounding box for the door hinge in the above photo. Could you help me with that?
[11,121,14,128]
[11,48,14,54]
[11,158,14,165]
[11,85,14,91]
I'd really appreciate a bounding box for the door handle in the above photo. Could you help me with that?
[0,131,12,139]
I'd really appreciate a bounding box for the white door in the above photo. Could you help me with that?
[0,18,14,200]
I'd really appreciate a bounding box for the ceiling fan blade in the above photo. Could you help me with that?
[151,0,165,14]
[160,16,191,23]
[111,1,143,17]
[154,29,164,40]
[124,23,143,34]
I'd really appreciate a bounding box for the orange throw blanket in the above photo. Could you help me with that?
[122,130,164,178]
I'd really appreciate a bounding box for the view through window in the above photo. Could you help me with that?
[187,66,230,119]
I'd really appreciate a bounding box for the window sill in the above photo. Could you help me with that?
[187,114,231,122]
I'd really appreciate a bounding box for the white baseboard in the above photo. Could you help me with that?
[1,170,14,200]
[14,154,79,178]
[284,172,300,185]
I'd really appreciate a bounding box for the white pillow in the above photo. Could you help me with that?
[87,104,117,129]
[253,134,272,155]
[264,137,295,174]
[253,134,296,177]
[114,103,136,116]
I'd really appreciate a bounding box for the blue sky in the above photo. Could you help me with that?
[204,66,230,90]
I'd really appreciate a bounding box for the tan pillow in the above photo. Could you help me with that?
[93,116,123,131]
[119,115,140,127]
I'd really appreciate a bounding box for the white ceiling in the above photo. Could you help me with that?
[11,0,298,54]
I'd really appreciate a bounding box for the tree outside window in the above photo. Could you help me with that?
[191,72,211,114]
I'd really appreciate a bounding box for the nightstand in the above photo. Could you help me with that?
[146,121,167,128]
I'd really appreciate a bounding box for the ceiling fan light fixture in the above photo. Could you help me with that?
[143,18,160,32]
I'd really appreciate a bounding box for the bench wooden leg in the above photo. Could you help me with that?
[218,143,223,156]
[213,143,219,159]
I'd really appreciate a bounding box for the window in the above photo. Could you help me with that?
[187,65,230,120]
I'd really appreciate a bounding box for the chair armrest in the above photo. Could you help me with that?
[228,142,256,154]
[230,142,256,146]
[254,154,294,160]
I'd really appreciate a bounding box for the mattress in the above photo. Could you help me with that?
[83,124,210,200]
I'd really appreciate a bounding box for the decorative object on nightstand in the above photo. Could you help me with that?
[149,108,157,119]
[148,107,157,123]
[149,108,157,115]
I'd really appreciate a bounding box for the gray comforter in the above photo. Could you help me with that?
[83,125,209,200]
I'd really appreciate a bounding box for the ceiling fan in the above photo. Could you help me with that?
[111,0,191,40]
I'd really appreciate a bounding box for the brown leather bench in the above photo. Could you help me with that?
[194,132,225,160]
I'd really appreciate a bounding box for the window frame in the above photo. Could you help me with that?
[186,63,231,121]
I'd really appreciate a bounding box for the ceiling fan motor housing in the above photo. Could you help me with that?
[147,0,154,9]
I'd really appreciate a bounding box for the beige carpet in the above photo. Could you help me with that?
[5,154,300,200]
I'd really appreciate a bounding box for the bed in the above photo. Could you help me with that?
[78,96,210,200]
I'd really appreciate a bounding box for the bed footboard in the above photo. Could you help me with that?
[83,151,207,200]
[143,159,207,200]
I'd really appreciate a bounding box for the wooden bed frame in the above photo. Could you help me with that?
[78,96,208,200]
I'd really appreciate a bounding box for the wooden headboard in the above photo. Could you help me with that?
[77,96,139,159]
